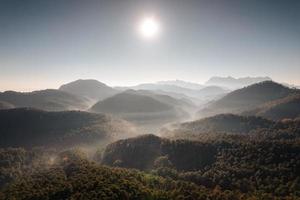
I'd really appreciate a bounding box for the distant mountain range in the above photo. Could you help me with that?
[1,78,299,123]
[197,81,299,118]
[137,77,274,90]
[58,79,228,106]
[128,83,196,94]
[56,77,281,109]
[0,89,89,111]
[205,76,272,89]
[126,83,229,102]
[157,80,204,90]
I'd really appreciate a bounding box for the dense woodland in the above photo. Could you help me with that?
[0,150,258,200]
[1,115,299,199]
[99,121,300,199]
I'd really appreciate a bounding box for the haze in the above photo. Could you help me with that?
[1,0,300,91]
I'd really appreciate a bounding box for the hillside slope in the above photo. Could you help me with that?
[101,126,299,175]
[0,89,89,111]
[98,120,300,199]
[90,91,188,124]
[0,108,135,148]
[244,94,300,120]
[126,90,196,112]
[161,114,276,139]
[91,91,172,114]
[0,101,14,110]
[197,81,298,118]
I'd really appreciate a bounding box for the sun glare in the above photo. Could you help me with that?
[139,17,160,39]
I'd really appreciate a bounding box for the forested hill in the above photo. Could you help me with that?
[0,108,136,148]
[90,90,189,126]
[243,94,300,120]
[99,122,300,199]
[91,91,173,114]
[197,81,298,118]
[101,134,217,171]
[0,89,90,111]
[162,114,277,138]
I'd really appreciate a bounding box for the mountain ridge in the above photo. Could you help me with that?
[197,81,298,118]
[59,79,119,102]
[205,76,272,89]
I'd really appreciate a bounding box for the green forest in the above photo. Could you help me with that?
[1,114,299,199]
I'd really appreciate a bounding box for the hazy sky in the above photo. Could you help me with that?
[1,0,300,91]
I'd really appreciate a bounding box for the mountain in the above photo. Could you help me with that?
[126,90,196,112]
[157,80,203,90]
[89,90,192,133]
[205,76,272,89]
[90,90,188,126]
[244,94,300,120]
[0,108,135,148]
[114,86,202,106]
[59,79,119,102]
[91,90,173,114]
[0,89,89,111]
[197,81,298,118]
[0,101,14,110]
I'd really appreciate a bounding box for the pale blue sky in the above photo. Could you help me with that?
[0,0,300,91]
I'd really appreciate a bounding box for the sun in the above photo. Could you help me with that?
[138,17,160,39]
